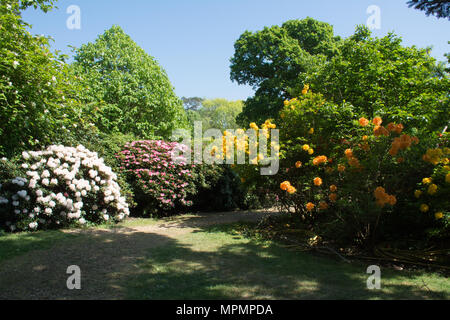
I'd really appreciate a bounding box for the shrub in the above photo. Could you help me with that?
[117,140,221,216]
[239,87,449,247]
[0,145,130,232]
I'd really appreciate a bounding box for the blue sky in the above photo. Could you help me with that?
[23,0,449,101]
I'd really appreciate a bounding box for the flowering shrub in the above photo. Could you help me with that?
[117,140,221,215]
[0,145,130,232]
[239,87,449,246]
[413,138,450,238]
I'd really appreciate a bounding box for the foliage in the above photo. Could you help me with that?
[71,25,188,139]
[230,17,341,124]
[0,145,130,232]
[0,1,95,157]
[407,0,450,19]
[187,98,244,131]
[311,26,449,132]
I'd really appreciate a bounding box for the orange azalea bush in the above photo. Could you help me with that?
[246,89,448,247]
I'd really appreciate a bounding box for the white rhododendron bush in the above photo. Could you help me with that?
[0,145,130,232]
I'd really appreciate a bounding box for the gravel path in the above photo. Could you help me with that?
[0,210,274,300]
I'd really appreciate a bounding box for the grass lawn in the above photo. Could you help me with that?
[0,214,449,300]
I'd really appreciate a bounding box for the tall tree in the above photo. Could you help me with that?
[230,17,342,125]
[312,26,449,131]
[407,0,449,19]
[0,0,90,157]
[72,26,188,139]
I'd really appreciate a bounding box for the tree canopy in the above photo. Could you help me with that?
[312,26,449,131]
[72,26,188,139]
[185,98,243,131]
[407,0,450,19]
[0,0,90,157]
[230,17,342,125]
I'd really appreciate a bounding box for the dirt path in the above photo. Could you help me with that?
[0,210,273,300]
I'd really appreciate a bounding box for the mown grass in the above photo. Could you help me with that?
[0,218,448,299]
[123,223,450,300]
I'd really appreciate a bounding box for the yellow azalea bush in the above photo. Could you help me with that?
[412,134,449,238]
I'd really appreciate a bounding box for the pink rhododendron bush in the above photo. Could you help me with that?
[0,145,130,232]
[117,140,220,216]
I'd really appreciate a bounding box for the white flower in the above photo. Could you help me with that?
[103,214,109,221]
[13,61,19,68]
[79,218,86,225]
[29,222,38,230]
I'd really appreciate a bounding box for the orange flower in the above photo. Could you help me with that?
[313,155,328,166]
[359,117,369,127]
[306,202,315,211]
[347,157,360,168]
[329,193,338,202]
[295,161,302,168]
[386,122,397,132]
[362,135,368,141]
[337,164,346,172]
[313,177,323,186]
[395,124,404,134]
[280,181,291,191]
[411,136,419,145]
[374,125,389,137]
[344,149,353,158]
[330,185,337,192]
[372,117,383,126]
[287,185,297,194]
[319,201,329,210]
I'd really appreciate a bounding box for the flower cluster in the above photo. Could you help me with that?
[0,145,130,232]
[117,140,198,212]
[373,187,397,208]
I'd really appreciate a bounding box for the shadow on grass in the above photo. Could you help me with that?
[123,223,450,300]
[0,228,176,299]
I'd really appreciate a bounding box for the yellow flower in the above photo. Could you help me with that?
[308,128,314,134]
[302,144,310,151]
[435,212,444,220]
[308,148,314,155]
[295,161,302,168]
[422,177,432,185]
[427,184,438,195]
[414,190,422,198]
[420,204,429,213]
[249,122,258,130]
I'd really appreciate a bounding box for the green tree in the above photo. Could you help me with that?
[0,0,91,157]
[186,98,243,131]
[72,26,188,139]
[407,0,449,19]
[311,26,449,131]
[230,17,342,125]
